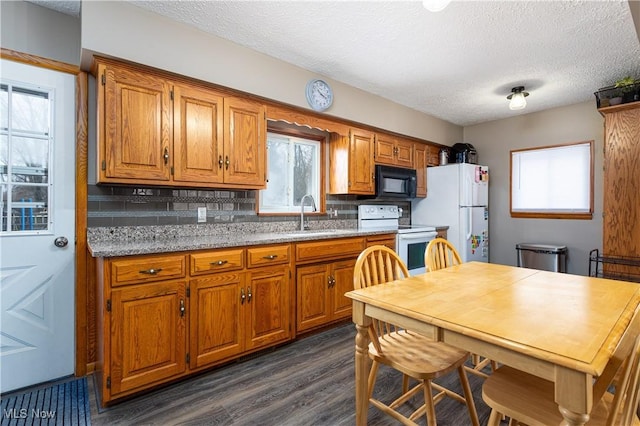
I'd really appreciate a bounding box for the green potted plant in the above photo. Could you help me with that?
[614,76,639,104]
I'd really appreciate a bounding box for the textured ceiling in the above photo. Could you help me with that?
[28,0,640,126]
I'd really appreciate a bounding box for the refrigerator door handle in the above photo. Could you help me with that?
[466,207,473,240]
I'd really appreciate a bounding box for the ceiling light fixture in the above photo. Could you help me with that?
[422,0,451,12]
[507,86,529,110]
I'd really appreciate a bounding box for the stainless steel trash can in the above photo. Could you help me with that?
[516,243,567,273]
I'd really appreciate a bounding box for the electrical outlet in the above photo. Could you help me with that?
[197,207,207,223]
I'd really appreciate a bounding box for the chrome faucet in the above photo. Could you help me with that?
[300,194,317,231]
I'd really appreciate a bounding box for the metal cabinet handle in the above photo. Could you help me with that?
[218,155,223,169]
[262,254,278,260]
[240,288,246,304]
[225,156,230,170]
[247,286,252,303]
[163,147,170,164]
[180,299,185,317]
[140,268,163,275]
[210,260,228,266]
[328,275,335,288]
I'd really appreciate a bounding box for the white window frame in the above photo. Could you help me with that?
[258,131,322,214]
[510,140,594,219]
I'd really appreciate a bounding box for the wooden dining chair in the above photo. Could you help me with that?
[424,237,497,379]
[353,245,480,426]
[482,306,640,426]
[424,237,462,272]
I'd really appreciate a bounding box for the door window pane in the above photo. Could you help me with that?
[10,136,49,183]
[11,87,49,135]
[0,84,8,130]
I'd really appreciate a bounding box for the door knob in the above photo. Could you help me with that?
[54,236,68,248]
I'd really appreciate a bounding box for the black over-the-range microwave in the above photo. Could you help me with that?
[375,165,417,198]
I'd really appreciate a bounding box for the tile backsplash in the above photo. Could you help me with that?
[87,184,412,228]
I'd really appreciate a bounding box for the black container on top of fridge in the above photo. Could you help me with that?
[452,143,478,164]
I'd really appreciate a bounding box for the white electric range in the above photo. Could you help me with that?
[358,205,437,275]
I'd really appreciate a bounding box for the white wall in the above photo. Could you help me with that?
[80,1,462,145]
[0,1,80,65]
[464,101,604,275]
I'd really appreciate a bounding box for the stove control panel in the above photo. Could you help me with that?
[358,205,402,220]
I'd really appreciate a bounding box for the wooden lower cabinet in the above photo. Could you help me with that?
[189,273,244,369]
[97,238,366,405]
[296,259,356,332]
[245,266,291,349]
[108,280,187,396]
[189,267,291,370]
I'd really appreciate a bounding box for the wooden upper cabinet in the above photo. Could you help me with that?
[414,143,427,198]
[100,62,172,182]
[95,58,266,189]
[602,103,640,258]
[328,129,375,195]
[426,144,441,167]
[224,97,266,188]
[173,83,224,184]
[374,133,413,168]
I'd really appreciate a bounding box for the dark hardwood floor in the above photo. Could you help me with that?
[90,323,495,425]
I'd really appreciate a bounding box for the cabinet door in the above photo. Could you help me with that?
[101,63,171,182]
[603,106,640,258]
[395,139,414,168]
[296,264,331,332]
[245,267,291,350]
[374,134,397,166]
[173,84,224,184]
[223,97,266,187]
[426,144,441,167]
[109,281,186,395]
[330,259,356,320]
[349,129,375,194]
[189,273,244,369]
[414,144,427,198]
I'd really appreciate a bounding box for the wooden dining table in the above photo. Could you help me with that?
[345,261,640,426]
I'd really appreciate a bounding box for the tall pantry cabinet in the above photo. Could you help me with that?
[601,102,640,259]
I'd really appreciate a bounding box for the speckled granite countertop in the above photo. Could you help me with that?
[87,221,398,257]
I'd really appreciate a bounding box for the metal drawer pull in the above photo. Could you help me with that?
[225,156,230,170]
[247,286,252,302]
[218,155,223,169]
[163,147,170,164]
[211,260,228,266]
[240,288,246,304]
[262,254,278,260]
[140,268,162,275]
[179,299,185,317]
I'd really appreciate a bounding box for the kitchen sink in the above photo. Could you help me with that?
[280,229,355,238]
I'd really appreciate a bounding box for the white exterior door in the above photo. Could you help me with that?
[0,59,75,392]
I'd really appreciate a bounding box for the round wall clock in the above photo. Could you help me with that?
[305,79,333,112]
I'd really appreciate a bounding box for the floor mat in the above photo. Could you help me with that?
[1,377,90,425]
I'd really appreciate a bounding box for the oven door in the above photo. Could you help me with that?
[396,231,438,276]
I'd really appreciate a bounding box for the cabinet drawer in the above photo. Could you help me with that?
[110,254,186,286]
[247,245,290,268]
[190,249,245,275]
[296,237,365,263]
[366,234,396,250]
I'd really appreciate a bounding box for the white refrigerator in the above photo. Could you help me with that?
[411,163,489,263]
